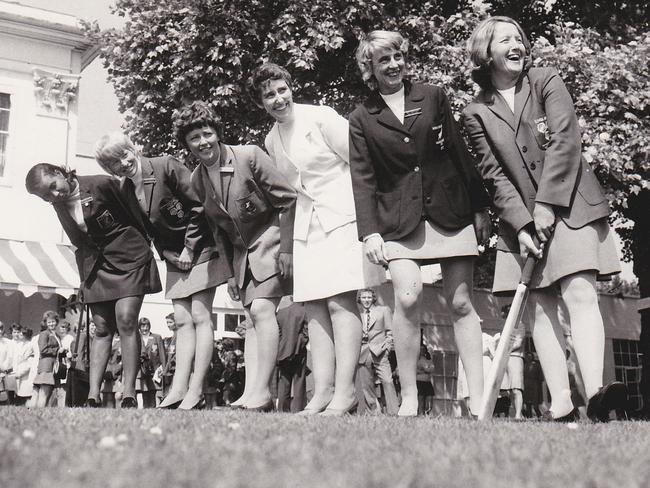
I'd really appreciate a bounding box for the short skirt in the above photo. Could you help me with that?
[241,266,291,308]
[165,248,228,300]
[506,355,524,390]
[385,220,478,264]
[84,257,162,304]
[417,380,435,396]
[492,218,620,295]
[293,215,385,302]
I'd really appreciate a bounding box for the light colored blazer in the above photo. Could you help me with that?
[12,341,35,397]
[191,144,296,287]
[359,305,392,363]
[462,67,610,252]
[265,104,356,241]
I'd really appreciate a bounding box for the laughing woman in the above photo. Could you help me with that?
[95,132,229,410]
[462,16,625,422]
[349,31,491,417]
[25,163,161,408]
[248,63,385,415]
[172,101,296,412]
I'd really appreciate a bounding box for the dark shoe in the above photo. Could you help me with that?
[543,407,579,423]
[179,396,206,410]
[120,397,138,409]
[587,381,628,422]
[157,398,182,410]
[320,398,358,417]
[85,397,101,408]
[245,400,274,413]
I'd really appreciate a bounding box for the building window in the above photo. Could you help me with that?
[0,93,10,177]
[613,339,643,411]
[430,349,458,415]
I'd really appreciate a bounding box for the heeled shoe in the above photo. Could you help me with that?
[120,397,138,409]
[543,407,579,423]
[245,400,274,413]
[179,396,206,410]
[320,398,358,417]
[296,404,328,416]
[157,398,183,410]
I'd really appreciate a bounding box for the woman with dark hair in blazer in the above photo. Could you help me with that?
[32,311,61,407]
[349,30,491,417]
[172,100,297,412]
[25,163,161,408]
[95,131,229,410]
[462,16,625,422]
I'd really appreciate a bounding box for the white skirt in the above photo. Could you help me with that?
[293,214,385,302]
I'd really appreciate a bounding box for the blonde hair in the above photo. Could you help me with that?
[355,30,409,90]
[467,16,532,90]
[94,132,139,173]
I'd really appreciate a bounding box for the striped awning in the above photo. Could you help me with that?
[0,238,79,297]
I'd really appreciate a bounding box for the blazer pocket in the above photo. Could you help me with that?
[527,119,550,150]
[236,189,269,223]
[376,190,401,235]
[89,208,119,234]
[441,175,471,218]
[102,227,153,271]
[159,196,190,227]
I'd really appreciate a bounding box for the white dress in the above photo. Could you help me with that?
[265,104,385,302]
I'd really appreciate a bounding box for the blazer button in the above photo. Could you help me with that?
[530,162,537,170]
[425,197,432,204]
[404,136,410,143]
[522,146,528,153]
[414,166,420,172]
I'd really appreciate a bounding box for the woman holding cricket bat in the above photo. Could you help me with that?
[462,16,626,421]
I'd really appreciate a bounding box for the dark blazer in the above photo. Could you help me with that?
[120,155,217,265]
[141,333,166,372]
[277,302,308,363]
[462,67,610,252]
[191,144,296,287]
[53,175,154,286]
[349,81,490,241]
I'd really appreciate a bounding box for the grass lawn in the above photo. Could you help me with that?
[1,407,649,488]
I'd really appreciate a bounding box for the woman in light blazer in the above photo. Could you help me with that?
[172,100,297,412]
[462,16,625,422]
[248,63,384,415]
[349,31,491,417]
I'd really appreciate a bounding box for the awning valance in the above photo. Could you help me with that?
[0,238,79,297]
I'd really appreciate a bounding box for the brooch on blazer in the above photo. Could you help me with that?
[95,209,116,230]
[81,196,93,207]
[534,116,551,142]
[404,107,422,118]
[160,197,187,225]
[432,124,445,150]
[143,177,156,184]
[241,200,257,214]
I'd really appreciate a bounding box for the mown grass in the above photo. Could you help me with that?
[1,407,649,488]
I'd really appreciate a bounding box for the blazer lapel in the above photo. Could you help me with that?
[485,89,515,131]
[403,82,425,132]
[514,75,531,134]
[221,145,236,210]
[368,91,410,136]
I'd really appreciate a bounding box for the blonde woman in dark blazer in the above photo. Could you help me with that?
[173,101,296,412]
[349,30,491,417]
[95,132,229,410]
[462,16,625,422]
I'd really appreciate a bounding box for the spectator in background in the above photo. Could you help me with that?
[51,320,72,407]
[12,326,35,406]
[276,297,309,413]
[160,313,177,401]
[355,289,398,415]
[219,339,240,406]
[416,344,435,416]
[102,336,122,408]
[33,311,61,407]
[136,317,166,408]
[523,351,544,418]
[0,321,13,404]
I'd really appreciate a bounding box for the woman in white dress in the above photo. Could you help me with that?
[248,63,385,415]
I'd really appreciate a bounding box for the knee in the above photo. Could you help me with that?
[248,300,275,323]
[191,309,213,328]
[394,288,421,313]
[93,322,112,338]
[115,312,138,335]
[563,281,598,311]
[447,294,475,319]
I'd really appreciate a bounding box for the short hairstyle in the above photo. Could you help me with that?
[356,30,409,90]
[165,313,175,321]
[25,163,76,198]
[356,288,377,305]
[94,132,138,173]
[246,62,293,106]
[58,320,71,331]
[138,317,151,327]
[172,100,224,150]
[41,310,59,330]
[467,16,532,91]
[21,326,33,340]
[11,322,22,332]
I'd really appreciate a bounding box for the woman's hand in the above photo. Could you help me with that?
[227,277,240,302]
[364,235,388,267]
[533,202,556,244]
[177,248,194,271]
[473,209,491,244]
[278,252,293,279]
[517,229,543,259]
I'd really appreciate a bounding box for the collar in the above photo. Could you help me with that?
[366,80,424,114]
